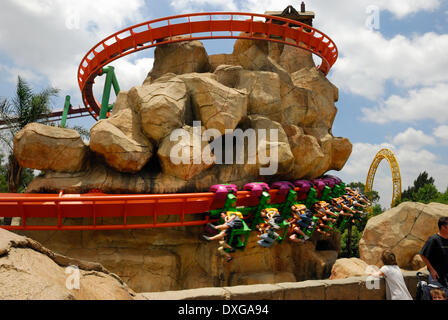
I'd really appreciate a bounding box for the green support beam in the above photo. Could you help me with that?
[99,66,120,120]
[60,95,71,128]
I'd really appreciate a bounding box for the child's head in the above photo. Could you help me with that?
[430,288,447,300]
[381,249,398,266]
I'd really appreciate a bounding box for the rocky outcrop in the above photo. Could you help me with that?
[19,35,352,194]
[329,258,370,280]
[14,123,88,173]
[157,125,215,180]
[359,202,448,269]
[90,92,153,173]
[17,227,340,293]
[147,37,211,82]
[179,73,248,135]
[0,229,135,300]
[130,74,189,144]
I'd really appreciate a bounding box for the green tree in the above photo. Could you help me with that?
[414,183,439,204]
[434,187,448,205]
[401,171,435,201]
[0,76,59,193]
[0,154,8,192]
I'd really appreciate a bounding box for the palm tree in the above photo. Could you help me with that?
[0,76,59,224]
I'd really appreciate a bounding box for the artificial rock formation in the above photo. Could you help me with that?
[359,202,448,269]
[147,37,212,82]
[19,36,352,193]
[14,123,88,173]
[329,258,370,280]
[0,229,135,300]
[90,93,154,173]
[130,74,189,144]
[9,37,356,292]
[17,226,340,293]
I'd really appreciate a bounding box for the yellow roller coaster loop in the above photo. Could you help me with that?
[365,148,402,208]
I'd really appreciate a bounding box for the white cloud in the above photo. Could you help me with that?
[391,128,436,149]
[361,83,448,124]
[0,65,43,85]
[434,125,448,144]
[170,0,238,13]
[0,0,147,105]
[376,0,440,19]
[332,32,448,100]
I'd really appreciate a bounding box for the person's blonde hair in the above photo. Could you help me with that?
[430,288,446,300]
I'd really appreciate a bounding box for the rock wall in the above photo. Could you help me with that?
[15,36,352,194]
[17,225,340,293]
[359,202,448,270]
[0,229,135,300]
[137,271,425,300]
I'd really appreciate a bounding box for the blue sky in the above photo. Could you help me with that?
[1,0,448,208]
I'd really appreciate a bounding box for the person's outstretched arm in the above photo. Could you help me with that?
[420,254,439,281]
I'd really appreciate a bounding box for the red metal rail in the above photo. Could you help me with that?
[0,105,91,131]
[78,12,338,120]
[0,188,295,231]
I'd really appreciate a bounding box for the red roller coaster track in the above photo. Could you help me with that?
[0,188,297,231]
[78,12,338,120]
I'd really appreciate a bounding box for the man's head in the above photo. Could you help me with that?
[438,217,448,232]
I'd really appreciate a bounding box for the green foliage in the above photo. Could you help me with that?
[431,187,448,205]
[340,225,362,258]
[401,171,435,202]
[397,171,447,206]
[17,168,35,193]
[70,125,90,141]
[0,155,8,193]
[414,183,439,204]
[0,76,57,192]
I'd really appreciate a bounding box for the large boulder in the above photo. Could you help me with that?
[329,258,370,280]
[292,67,338,129]
[284,124,325,179]
[331,137,353,170]
[157,125,215,181]
[147,37,211,82]
[232,35,292,85]
[0,228,135,300]
[129,74,189,144]
[180,73,248,135]
[359,202,448,269]
[246,115,294,176]
[14,123,88,173]
[270,42,316,74]
[90,91,153,174]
